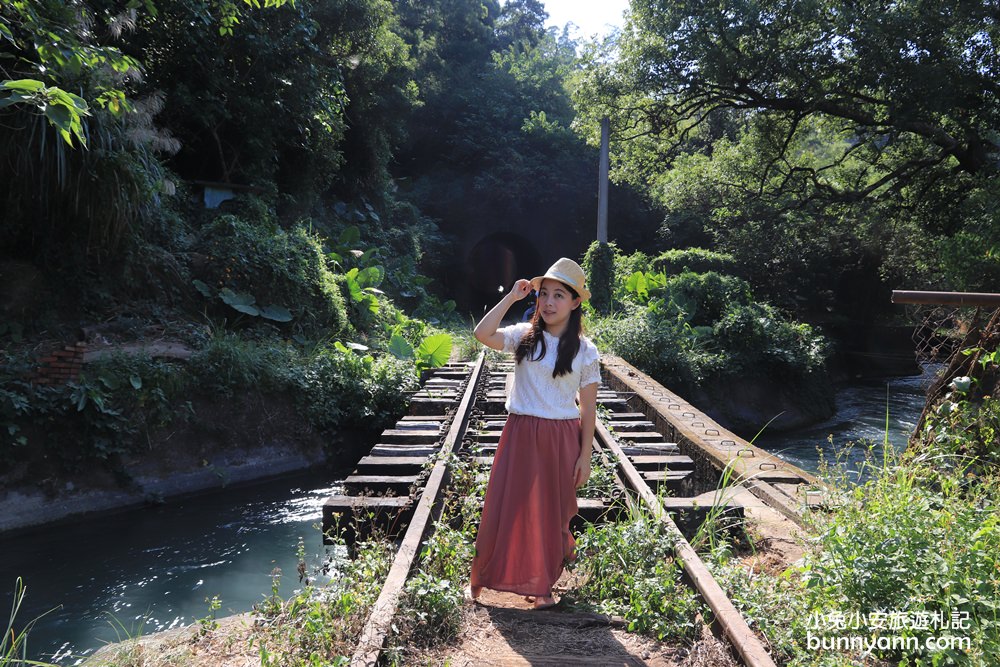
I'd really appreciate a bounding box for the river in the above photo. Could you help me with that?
[754,365,936,480]
[1,468,348,665]
[1,368,933,664]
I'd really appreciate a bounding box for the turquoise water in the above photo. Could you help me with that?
[0,468,347,665]
[755,365,936,480]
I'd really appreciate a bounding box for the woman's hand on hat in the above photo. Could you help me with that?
[509,279,532,301]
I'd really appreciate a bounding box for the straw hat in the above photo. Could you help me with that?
[530,257,591,302]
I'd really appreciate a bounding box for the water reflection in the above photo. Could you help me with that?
[0,469,346,665]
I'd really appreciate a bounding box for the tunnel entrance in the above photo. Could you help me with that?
[464,233,543,317]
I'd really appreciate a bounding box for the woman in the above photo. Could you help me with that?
[468,257,601,610]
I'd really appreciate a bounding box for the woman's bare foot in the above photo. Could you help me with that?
[465,585,482,603]
[532,595,558,610]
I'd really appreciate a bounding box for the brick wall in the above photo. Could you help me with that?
[33,342,86,385]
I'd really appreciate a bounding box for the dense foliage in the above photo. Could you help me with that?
[587,242,832,432]
[1,0,997,484]
[710,426,1000,666]
[6,3,1000,665]
[0,334,421,472]
[574,0,1000,322]
[6,0,993,333]
[582,241,615,314]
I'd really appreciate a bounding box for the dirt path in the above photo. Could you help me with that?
[398,567,740,667]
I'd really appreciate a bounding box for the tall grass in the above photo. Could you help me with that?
[2,578,57,667]
[248,534,395,666]
[707,444,1000,666]
[566,500,704,642]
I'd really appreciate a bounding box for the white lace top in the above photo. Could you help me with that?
[497,322,601,420]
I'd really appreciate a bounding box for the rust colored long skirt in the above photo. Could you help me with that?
[469,413,581,597]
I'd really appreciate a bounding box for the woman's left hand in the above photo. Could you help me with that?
[573,454,592,489]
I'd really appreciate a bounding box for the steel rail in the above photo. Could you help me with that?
[596,419,779,667]
[350,351,486,666]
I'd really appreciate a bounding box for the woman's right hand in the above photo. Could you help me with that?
[509,278,533,301]
[475,278,533,350]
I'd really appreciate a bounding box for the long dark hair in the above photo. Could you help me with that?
[514,284,583,378]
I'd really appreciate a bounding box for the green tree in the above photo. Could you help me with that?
[574,0,1000,318]
[0,0,291,145]
[0,0,300,264]
[581,0,999,191]
[130,0,413,205]
[394,1,612,249]
[495,0,548,49]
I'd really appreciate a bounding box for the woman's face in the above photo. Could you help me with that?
[537,278,581,328]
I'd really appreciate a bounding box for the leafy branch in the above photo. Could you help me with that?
[0,0,293,145]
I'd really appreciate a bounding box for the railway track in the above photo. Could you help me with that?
[323,351,817,666]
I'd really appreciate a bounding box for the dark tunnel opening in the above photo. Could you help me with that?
[462,233,544,318]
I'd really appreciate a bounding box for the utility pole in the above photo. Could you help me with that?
[597,117,609,243]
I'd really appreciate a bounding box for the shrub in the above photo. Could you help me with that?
[84,353,193,435]
[614,248,651,279]
[708,449,1000,666]
[917,383,1000,473]
[591,262,832,430]
[712,302,827,373]
[364,355,420,427]
[569,510,703,642]
[661,271,754,327]
[189,333,294,397]
[197,215,349,336]
[397,571,464,648]
[589,309,701,391]
[294,345,417,433]
[583,241,615,314]
[251,537,394,666]
[653,248,737,276]
[612,249,651,307]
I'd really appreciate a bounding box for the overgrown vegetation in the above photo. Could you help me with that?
[566,504,704,642]
[586,241,833,432]
[702,346,1000,666]
[0,332,428,474]
[249,536,395,666]
[382,450,485,663]
[0,234,458,474]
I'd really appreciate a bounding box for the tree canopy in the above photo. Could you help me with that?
[574,0,1000,317]
[582,0,1000,193]
[0,0,292,145]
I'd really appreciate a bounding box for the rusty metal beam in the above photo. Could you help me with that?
[892,290,1000,307]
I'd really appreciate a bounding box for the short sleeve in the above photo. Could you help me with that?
[498,322,532,354]
[579,339,601,388]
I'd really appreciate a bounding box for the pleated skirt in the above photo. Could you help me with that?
[469,413,581,597]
